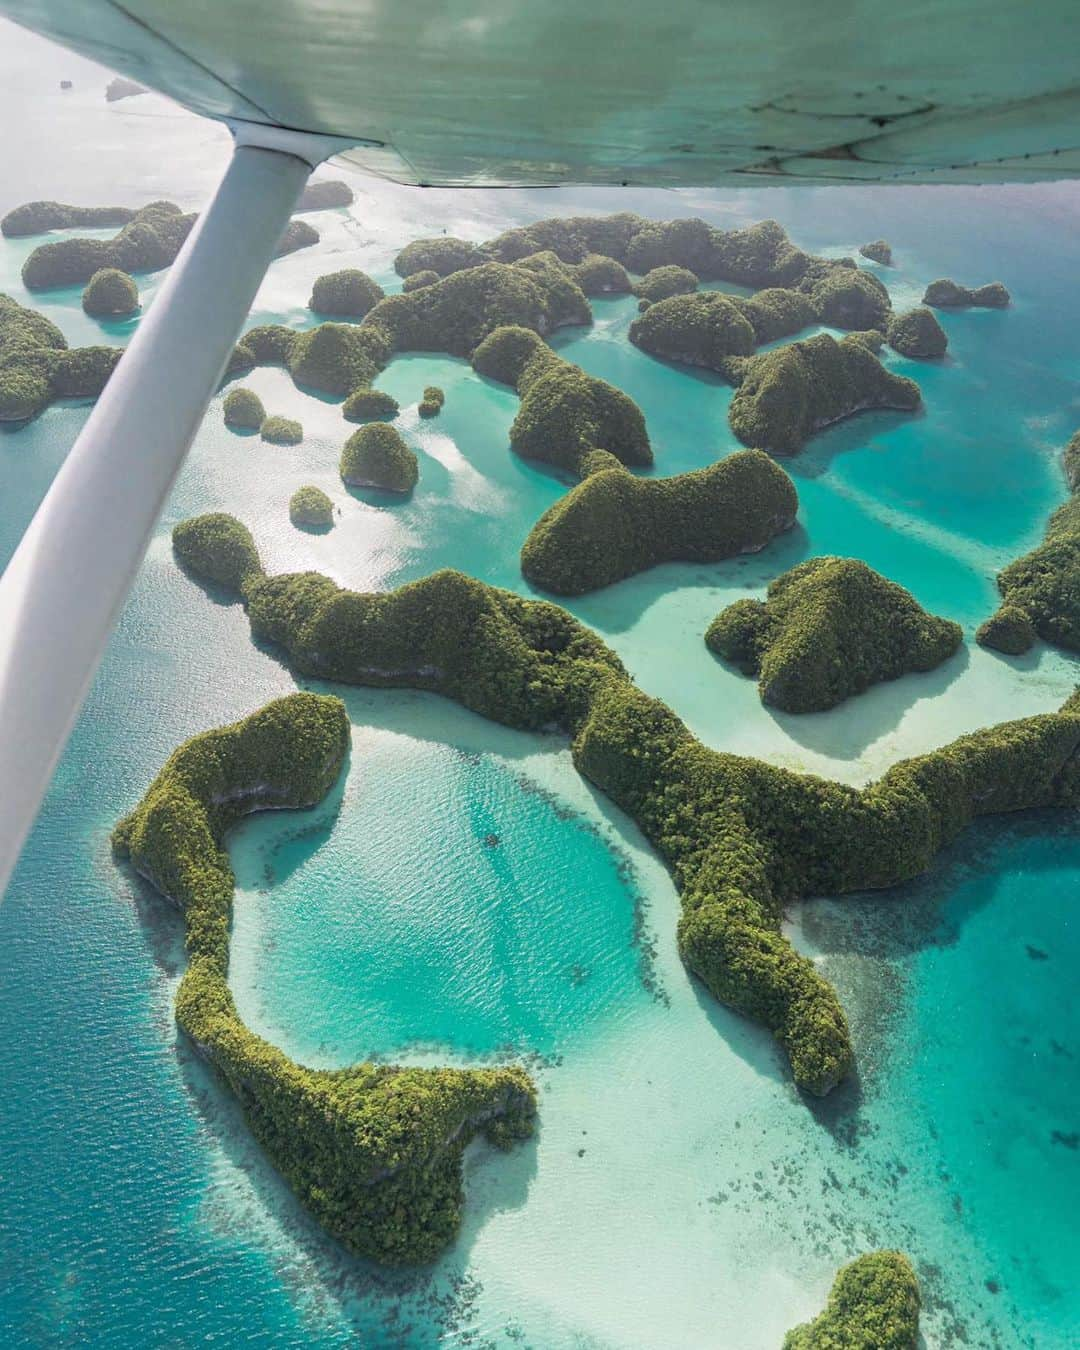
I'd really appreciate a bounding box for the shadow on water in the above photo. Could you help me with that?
[560,522,814,636]
[784,405,926,483]
[761,642,971,761]
[172,1031,539,1347]
[119,764,541,1345]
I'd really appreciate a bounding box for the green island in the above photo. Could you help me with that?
[308,268,384,318]
[113,692,535,1264]
[260,414,303,445]
[340,421,418,491]
[887,307,948,358]
[418,385,444,418]
[706,557,963,712]
[859,240,893,265]
[390,214,855,290]
[0,292,120,421]
[394,236,486,277]
[295,179,354,211]
[634,264,699,305]
[21,200,318,290]
[222,386,266,429]
[571,253,632,296]
[401,269,440,293]
[979,429,1080,653]
[783,1252,920,1349]
[288,485,334,528]
[728,333,921,456]
[342,386,399,421]
[798,262,891,331]
[923,278,1011,309]
[81,267,139,317]
[169,528,1080,1099]
[472,324,651,476]
[1,198,137,237]
[521,450,797,595]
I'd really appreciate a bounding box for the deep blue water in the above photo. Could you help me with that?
[1,32,1079,1347]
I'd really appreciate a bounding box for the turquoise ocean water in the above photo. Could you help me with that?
[0,23,1078,1348]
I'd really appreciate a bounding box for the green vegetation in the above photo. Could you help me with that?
[175,536,1080,1098]
[521,451,797,595]
[21,201,193,289]
[0,293,119,420]
[783,1252,920,1349]
[340,421,418,491]
[1,199,137,238]
[887,307,948,358]
[472,325,651,476]
[173,513,264,594]
[114,693,535,1264]
[629,292,756,367]
[801,263,891,331]
[923,278,1010,308]
[308,268,384,317]
[859,240,892,265]
[260,415,303,445]
[418,385,445,418]
[984,431,1080,652]
[342,386,399,421]
[728,334,921,455]
[571,254,632,296]
[634,265,698,303]
[289,486,334,528]
[295,179,354,211]
[391,215,828,289]
[738,288,820,344]
[706,557,962,712]
[222,386,265,430]
[401,269,440,293]
[81,267,139,317]
[393,237,484,277]
[628,281,859,370]
[976,605,1037,655]
[286,322,390,394]
[625,217,811,286]
[21,201,317,290]
[366,261,588,359]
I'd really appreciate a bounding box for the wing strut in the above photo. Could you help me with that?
[0,128,341,896]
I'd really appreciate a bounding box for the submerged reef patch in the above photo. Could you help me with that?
[171,535,1080,1099]
[784,1251,920,1348]
[706,557,962,712]
[980,429,1080,653]
[521,450,797,595]
[113,693,535,1264]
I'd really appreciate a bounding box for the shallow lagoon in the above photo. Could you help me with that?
[0,26,1078,1347]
